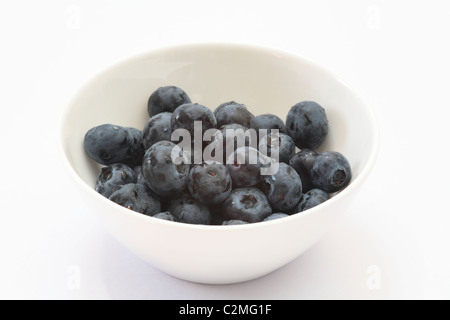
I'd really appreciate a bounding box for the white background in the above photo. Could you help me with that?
[1,0,449,300]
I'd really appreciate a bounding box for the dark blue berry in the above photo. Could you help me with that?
[153,211,177,221]
[108,183,161,216]
[171,103,217,137]
[141,141,190,197]
[84,124,144,167]
[225,147,263,187]
[222,187,272,223]
[310,151,351,193]
[293,188,330,212]
[286,101,328,150]
[147,86,191,117]
[95,163,137,198]
[255,114,287,134]
[213,101,244,118]
[215,103,258,130]
[263,213,289,221]
[168,193,211,225]
[222,220,248,225]
[188,163,232,205]
[142,112,172,149]
[258,132,295,164]
[258,162,302,212]
[289,149,319,193]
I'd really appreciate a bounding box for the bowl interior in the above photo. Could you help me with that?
[62,43,376,190]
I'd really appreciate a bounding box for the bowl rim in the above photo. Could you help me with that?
[58,42,380,232]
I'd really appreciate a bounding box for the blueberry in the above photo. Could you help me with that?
[206,123,255,164]
[108,183,161,216]
[286,101,328,150]
[153,211,177,221]
[95,163,137,198]
[215,103,258,130]
[289,149,319,193]
[213,101,244,118]
[294,188,330,213]
[310,151,352,193]
[168,193,211,225]
[188,163,232,205]
[222,187,272,223]
[141,141,190,197]
[263,213,289,221]
[258,162,302,212]
[255,114,287,134]
[171,103,217,137]
[142,112,172,149]
[222,220,248,225]
[147,86,191,117]
[225,147,263,187]
[84,124,145,166]
[258,132,295,164]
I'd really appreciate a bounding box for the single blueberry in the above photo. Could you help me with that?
[286,101,328,150]
[215,103,258,130]
[310,151,352,193]
[263,212,289,221]
[225,147,263,187]
[213,101,245,118]
[147,86,191,117]
[108,183,161,216]
[289,149,319,193]
[171,103,217,137]
[222,187,272,223]
[95,163,137,198]
[168,193,211,225]
[258,162,302,212]
[258,132,295,164]
[141,141,190,197]
[188,163,232,205]
[293,188,330,213]
[84,124,145,167]
[142,112,172,149]
[255,113,287,134]
[222,220,249,225]
[153,211,177,222]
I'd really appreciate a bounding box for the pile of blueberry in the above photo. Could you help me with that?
[84,86,351,225]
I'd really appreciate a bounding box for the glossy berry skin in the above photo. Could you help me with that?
[215,103,258,130]
[84,124,144,167]
[141,141,190,197]
[222,220,248,225]
[289,149,319,193]
[142,112,172,149]
[188,163,232,205]
[213,101,244,118]
[293,188,330,212]
[153,211,177,221]
[171,103,217,137]
[263,212,289,221]
[310,151,352,193]
[286,101,328,150]
[222,187,272,223]
[147,86,191,117]
[258,132,295,164]
[168,193,211,225]
[258,163,302,212]
[95,163,137,198]
[108,183,161,216]
[225,147,263,187]
[255,114,287,134]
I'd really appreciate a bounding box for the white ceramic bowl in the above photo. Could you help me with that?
[59,43,379,284]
